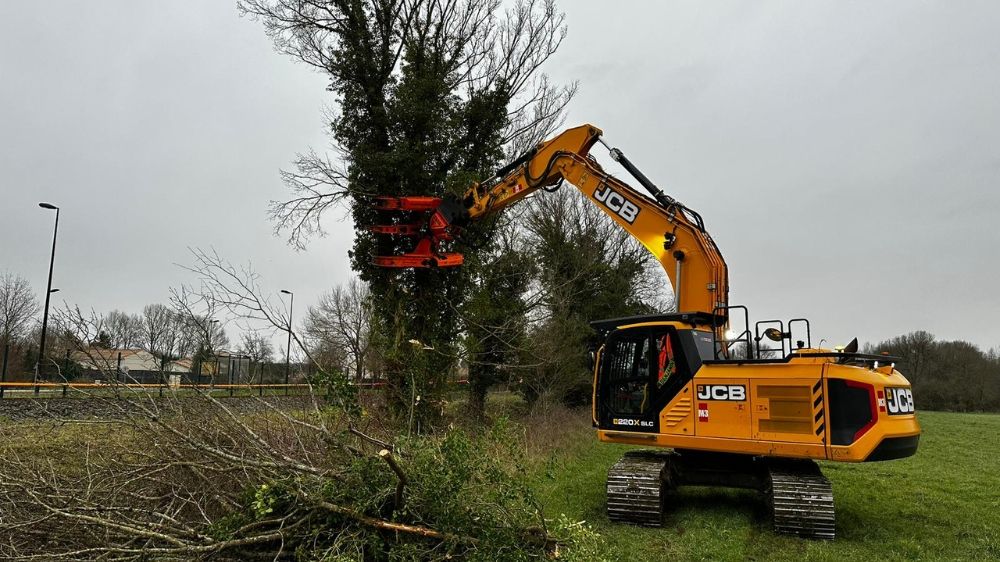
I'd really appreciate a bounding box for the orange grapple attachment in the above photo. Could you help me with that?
[370,196,464,268]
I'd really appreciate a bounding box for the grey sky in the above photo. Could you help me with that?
[1,1,998,350]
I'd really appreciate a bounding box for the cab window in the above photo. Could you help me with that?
[604,331,652,415]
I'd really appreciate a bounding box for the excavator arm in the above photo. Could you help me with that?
[372,124,729,318]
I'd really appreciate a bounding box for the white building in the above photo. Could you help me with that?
[71,348,160,373]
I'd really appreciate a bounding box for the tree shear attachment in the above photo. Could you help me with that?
[370,196,464,268]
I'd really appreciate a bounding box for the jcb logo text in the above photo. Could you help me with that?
[885,387,915,415]
[697,384,747,401]
[594,184,640,224]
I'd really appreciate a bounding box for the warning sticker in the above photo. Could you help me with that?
[698,403,709,422]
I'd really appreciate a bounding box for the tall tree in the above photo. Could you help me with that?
[0,272,39,346]
[103,310,142,349]
[138,304,171,358]
[239,330,275,382]
[520,188,672,406]
[242,0,574,427]
[461,220,534,417]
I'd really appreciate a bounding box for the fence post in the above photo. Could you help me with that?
[1,344,8,399]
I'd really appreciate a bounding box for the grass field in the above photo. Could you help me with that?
[3,396,996,560]
[528,410,1000,561]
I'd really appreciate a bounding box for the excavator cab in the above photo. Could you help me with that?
[592,315,714,434]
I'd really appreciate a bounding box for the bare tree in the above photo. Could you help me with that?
[240,330,275,382]
[138,303,171,357]
[303,277,373,382]
[0,271,39,346]
[175,248,319,382]
[240,331,275,364]
[169,285,230,352]
[103,309,143,349]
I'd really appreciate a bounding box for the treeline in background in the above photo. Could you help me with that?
[867,332,1000,412]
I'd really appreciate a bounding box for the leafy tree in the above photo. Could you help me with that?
[461,222,535,417]
[92,331,113,349]
[243,0,574,428]
[520,188,671,406]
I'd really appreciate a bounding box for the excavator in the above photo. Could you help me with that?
[371,124,920,539]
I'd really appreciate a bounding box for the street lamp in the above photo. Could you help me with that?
[34,202,59,395]
[280,289,293,395]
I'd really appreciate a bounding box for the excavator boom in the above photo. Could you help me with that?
[372,124,729,317]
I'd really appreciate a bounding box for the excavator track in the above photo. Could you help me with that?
[766,460,836,540]
[606,450,671,527]
[606,451,836,539]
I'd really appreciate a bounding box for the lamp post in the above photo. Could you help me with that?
[34,202,59,395]
[280,290,293,395]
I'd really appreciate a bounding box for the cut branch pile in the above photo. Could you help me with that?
[0,386,560,560]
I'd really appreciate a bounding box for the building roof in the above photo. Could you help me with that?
[70,348,155,362]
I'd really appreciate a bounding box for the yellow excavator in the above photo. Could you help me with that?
[372,124,920,539]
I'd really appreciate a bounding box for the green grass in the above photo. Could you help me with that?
[5,393,996,560]
[529,411,1000,561]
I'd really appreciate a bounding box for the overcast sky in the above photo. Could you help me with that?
[2,1,998,351]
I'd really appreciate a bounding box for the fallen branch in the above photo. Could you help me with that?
[349,425,393,451]
[312,498,477,545]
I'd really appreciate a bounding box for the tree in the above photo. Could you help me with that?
[304,277,373,381]
[138,304,171,359]
[0,272,39,346]
[169,282,231,379]
[242,0,575,427]
[519,187,671,406]
[103,310,142,349]
[866,331,1000,412]
[461,221,534,417]
[239,330,275,381]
